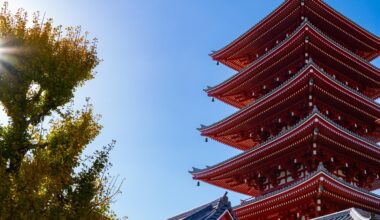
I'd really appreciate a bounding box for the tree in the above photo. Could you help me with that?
[0,3,122,219]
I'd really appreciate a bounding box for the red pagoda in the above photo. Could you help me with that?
[170,0,380,219]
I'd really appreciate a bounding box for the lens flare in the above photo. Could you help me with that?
[0,38,23,72]
[0,38,23,125]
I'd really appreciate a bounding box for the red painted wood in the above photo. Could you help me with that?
[195,0,380,219]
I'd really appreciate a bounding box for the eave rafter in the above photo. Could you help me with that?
[193,111,380,196]
[211,0,300,71]
[200,63,380,150]
[207,21,380,109]
[233,164,380,219]
[307,0,380,60]
[187,1,380,219]
[211,0,380,71]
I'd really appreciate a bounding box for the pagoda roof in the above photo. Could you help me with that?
[200,63,380,149]
[211,0,380,71]
[233,164,380,219]
[311,208,380,220]
[167,193,237,220]
[210,0,300,70]
[193,110,380,195]
[207,21,380,108]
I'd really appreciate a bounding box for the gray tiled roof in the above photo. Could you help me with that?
[167,193,236,220]
[312,208,380,220]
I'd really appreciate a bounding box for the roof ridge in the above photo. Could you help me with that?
[205,20,309,93]
[235,164,380,209]
[192,108,379,175]
[200,61,380,133]
[306,21,379,71]
[316,0,380,42]
[211,0,380,60]
[192,111,317,174]
[198,61,313,131]
[210,0,295,57]
[312,61,380,107]
[167,194,236,220]
[206,20,379,95]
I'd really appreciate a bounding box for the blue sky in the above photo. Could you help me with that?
[5,0,380,219]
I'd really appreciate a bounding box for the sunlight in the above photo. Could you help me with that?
[0,42,18,56]
[0,38,22,71]
[0,103,9,125]
[0,39,22,126]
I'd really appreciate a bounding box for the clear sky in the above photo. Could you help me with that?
[4,0,380,219]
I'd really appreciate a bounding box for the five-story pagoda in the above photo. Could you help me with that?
[190,0,380,219]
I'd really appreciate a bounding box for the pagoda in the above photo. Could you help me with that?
[188,0,380,219]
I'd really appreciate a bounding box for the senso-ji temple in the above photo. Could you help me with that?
[169,0,380,219]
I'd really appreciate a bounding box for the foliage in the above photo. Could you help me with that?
[0,3,123,219]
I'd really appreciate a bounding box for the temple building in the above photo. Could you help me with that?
[168,193,237,220]
[169,0,380,219]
